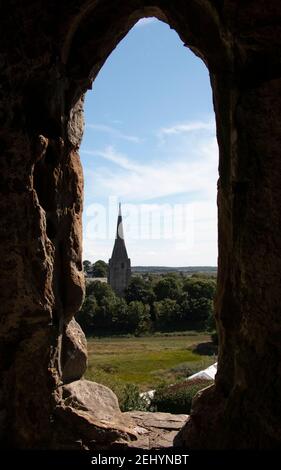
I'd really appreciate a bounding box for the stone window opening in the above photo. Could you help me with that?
[68,12,219,450]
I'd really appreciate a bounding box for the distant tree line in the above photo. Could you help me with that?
[76,271,217,336]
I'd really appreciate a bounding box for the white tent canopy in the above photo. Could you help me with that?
[187,362,217,381]
[140,362,217,403]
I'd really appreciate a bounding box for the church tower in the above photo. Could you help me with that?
[108,204,131,297]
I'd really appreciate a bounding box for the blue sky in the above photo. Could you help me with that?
[80,18,218,266]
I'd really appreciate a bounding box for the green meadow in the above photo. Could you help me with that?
[85,332,215,392]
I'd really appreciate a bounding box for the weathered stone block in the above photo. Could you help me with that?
[61,318,88,384]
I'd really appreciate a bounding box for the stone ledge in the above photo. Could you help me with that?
[124,411,189,449]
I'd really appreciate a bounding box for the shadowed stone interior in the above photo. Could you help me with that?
[1,0,281,449]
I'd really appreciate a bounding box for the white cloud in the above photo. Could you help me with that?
[134,18,157,28]
[82,238,111,263]
[87,123,141,143]
[81,120,219,265]
[83,146,141,172]
[158,119,215,141]
[82,197,218,266]
[83,231,218,266]
[82,137,218,202]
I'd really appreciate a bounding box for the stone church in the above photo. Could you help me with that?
[108,204,131,296]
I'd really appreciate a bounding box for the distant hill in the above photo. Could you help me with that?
[131,266,217,275]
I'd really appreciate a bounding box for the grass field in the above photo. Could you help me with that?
[85,332,216,392]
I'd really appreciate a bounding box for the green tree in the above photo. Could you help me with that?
[94,299,114,332]
[189,297,214,324]
[125,276,155,305]
[78,272,218,336]
[205,307,216,331]
[92,260,108,277]
[178,292,190,319]
[111,298,129,333]
[77,280,117,335]
[76,294,98,334]
[127,301,151,335]
[154,277,181,301]
[183,276,216,300]
[83,260,93,277]
[86,280,115,303]
[154,298,182,330]
[182,277,216,326]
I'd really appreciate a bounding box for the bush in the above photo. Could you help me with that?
[119,383,149,412]
[169,364,194,378]
[151,379,212,414]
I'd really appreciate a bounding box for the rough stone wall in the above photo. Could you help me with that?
[0,0,281,449]
[0,1,85,446]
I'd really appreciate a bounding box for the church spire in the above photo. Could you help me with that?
[116,202,124,240]
[108,203,131,296]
